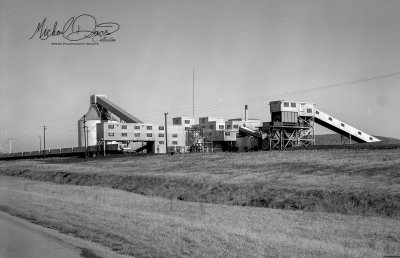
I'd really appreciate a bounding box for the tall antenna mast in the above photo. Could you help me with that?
[192,66,195,118]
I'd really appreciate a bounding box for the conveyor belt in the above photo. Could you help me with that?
[96,96,143,123]
[314,109,380,143]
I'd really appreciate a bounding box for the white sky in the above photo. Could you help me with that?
[1,0,399,152]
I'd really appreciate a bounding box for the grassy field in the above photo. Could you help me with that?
[1,176,399,258]
[1,148,400,217]
[314,134,400,145]
[2,148,400,192]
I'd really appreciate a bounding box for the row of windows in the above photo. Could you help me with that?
[282,103,313,113]
[226,125,239,129]
[173,119,191,125]
[108,132,154,137]
[107,125,165,130]
[158,141,178,145]
[201,124,238,130]
[325,119,368,138]
[123,140,184,145]
[283,102,297,108]
[107,133,174,138]
[333,121,369,139]
[208,125,225,130]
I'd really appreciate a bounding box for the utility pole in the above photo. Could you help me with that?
[43,126,46,158]
[86,126,89,159]
[38,135,41,153]
[193,66,195,118]
[9,138,12,154]
[164,112,168,154]
[83,115,87,161]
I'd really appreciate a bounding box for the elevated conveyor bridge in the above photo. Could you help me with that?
[314,109,380,143]
[90,94,143,123]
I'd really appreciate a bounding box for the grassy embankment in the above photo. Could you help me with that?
[1,148,400,217]
[1,176,399,258]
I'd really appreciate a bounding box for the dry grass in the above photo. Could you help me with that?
[1,148,399,193]
[1,176,399,258]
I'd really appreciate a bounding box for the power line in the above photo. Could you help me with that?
[134,71,400,118]
[6,127,42,140]
[46,126,77,133]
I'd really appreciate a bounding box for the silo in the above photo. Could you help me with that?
[78,106,101,147]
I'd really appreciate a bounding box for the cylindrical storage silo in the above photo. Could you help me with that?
[78,106,101,147]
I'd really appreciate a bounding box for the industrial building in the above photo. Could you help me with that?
[0,94,381,160]
[80,95,381,154]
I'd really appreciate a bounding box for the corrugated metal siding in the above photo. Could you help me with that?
[282,111,298,123]
[271,112,298,123]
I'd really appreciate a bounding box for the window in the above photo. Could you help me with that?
[173,118,180,125]
[209,125,214,130]
[134,133,140,137]
[369,137,373,141]
[108,125,114,129]
[284,102,289,107]
[202,126,206,128]
[219,125,224,130]
[227,125,232,129]
[172,134,178,138]
[159,141,164,144]
[159,133,164,137]
[341,123,345,127]
[328,117,332,121]
[122,133,127,137]
[147,133,153,137]
[316,110,319,115]
[184,120,191,124]
[307,109,312,113]
[358,131,362,135]
[201,118,206,123]
[233,125,239,129]
[146,126,152,130]
[158,126,164,130]
[121,125,127,129]
[225,132,230,136]
[134,125,140,130]
[291,103,296,108]
[172,141,178,145]
[108,132,114,136]
[185,127,190,130]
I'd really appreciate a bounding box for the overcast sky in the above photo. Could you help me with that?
[1,0,399,152]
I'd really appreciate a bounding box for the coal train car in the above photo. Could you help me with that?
[0,144,122,160]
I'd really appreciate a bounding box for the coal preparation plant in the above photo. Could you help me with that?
[0,94,381,160]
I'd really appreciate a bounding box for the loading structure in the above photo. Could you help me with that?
[90,94,143,123]
[261,100,380,150]
[80,95,154,153]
